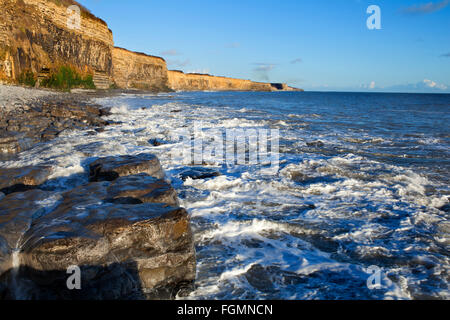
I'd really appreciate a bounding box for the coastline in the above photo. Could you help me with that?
[0,84,112,155]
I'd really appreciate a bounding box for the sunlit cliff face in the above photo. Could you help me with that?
[0,0,113,82]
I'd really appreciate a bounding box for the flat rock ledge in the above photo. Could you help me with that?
[0,94,112,156]
[0,154,196,300]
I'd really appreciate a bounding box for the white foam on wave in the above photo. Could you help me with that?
[109,104,132,114]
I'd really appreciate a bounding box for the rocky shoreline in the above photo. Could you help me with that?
[0,85,196,300]
[0,85,162,158]
[0,86,111,157]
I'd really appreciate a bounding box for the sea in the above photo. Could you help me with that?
[5,91,450,299]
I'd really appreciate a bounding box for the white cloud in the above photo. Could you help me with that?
[401,0,450,14]
[359,81,376,89]
[423,79,448,90]
[377,79,449,93]
[253,63,276,72]
[252,63,277,81]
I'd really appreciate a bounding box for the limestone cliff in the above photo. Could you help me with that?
[112,47,169,91]
[168,70,275,92]
[0,0,113,82]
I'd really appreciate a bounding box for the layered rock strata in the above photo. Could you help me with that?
[112,47,170,91]
[0,154,196,300]
[168,70,273,92]
[0,0,114,82]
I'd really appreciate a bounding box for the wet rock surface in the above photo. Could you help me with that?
[148,138,166,147]
[0,94,110,156]
[89,153,165,182]
[107,174,179,206]
[0,190,59,277]
[178,167,221,181]
[0,165,53,194]
[0,154,196,300]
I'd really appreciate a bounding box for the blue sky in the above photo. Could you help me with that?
[78,0,450,92]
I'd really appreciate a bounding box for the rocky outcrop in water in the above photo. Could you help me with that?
[89,153,165,182]
[0,154,196,300]
[178,167,221,181]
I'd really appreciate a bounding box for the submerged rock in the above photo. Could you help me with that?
[89,153,165,182]
[179,167,221,181]
[288,171,311,183]
[244,264,277,293]
[148,138,165,147]
[306,141,325,148]
[0,166,53,194]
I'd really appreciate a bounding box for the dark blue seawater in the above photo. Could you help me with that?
[116,91,450,182]
[165,91,450,182]
[6,91,449,299]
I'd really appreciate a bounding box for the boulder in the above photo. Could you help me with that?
[18,202,195,299]
[89,154,165,182]
[0,173,194,299]
[0,165,53,194]
[306,141,325,148]
[0,154,195,300]
[0,132,24,154]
